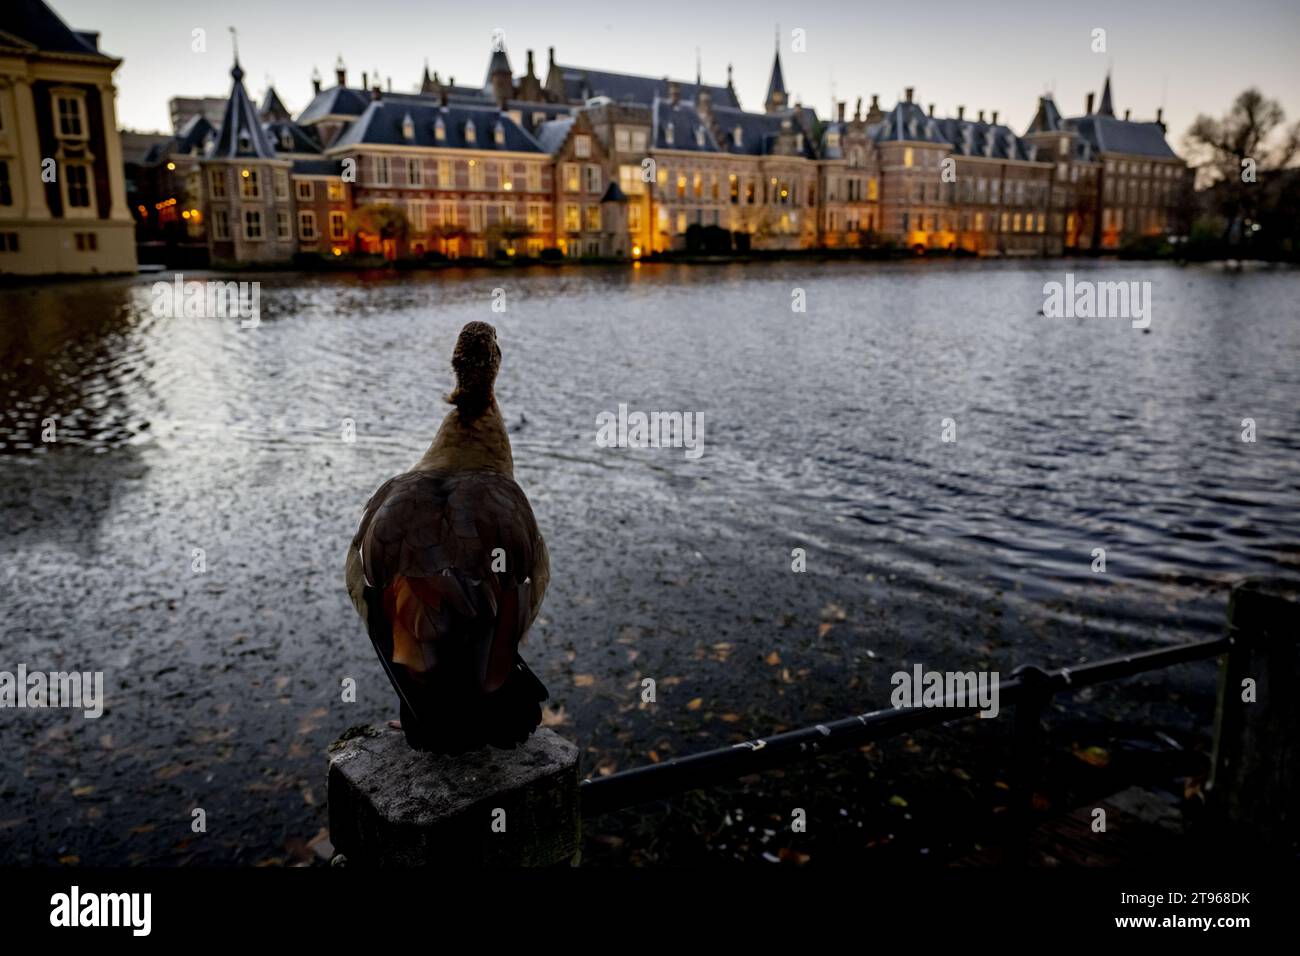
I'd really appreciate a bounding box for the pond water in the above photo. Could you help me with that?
[1,259,1297,864]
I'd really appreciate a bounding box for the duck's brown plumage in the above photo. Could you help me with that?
[345,322,549,752]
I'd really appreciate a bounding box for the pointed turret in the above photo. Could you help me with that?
[765,43,786,113]
[486,37,513,102]
[421,61,438,95]
[1098,72,1115,117]
[212,57,276,158]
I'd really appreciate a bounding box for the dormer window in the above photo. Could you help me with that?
[665,121,674,145]
[465,119,476,144]
[281,130,293,150]
[402,113,415,141]
[694,125,705,148]
[435,117,446,142]
[238,129,251,151]
[733,125,743,147]
[827,131,840,149]
[494,122,505,146]
[796,133,804,152]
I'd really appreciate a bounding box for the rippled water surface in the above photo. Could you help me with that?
[2,260,1298,864]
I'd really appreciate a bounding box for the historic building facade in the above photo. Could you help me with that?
[133,33,1189,266]
[0,0,136,275]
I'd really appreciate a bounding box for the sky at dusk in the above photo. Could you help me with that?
[53,0,1300,155]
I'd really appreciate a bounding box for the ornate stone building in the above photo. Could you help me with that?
[134,33,1189,266]
[0,0,135,275]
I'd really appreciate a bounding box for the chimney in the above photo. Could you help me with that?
[312,67,322,95]
[978,109,985,122]
[371,83,382,102]
[548,47,555,68]
[837,101,846,122]
[1156,107,1165,130]
[928,103,934,118]
[991,110,998,125]
[904,86,914,103]
[1124,108,1131,121]
[439,84,448,107]
[386,76,392,92]
[362,71,368,89]
[1086,92,1095,115]
[526,49,536,77]
[669,80,680,105]
[957,105,965,120]
[854,96,862,121]
[336,58,346,87]
[449,76,455,86]
[727,63,734,88]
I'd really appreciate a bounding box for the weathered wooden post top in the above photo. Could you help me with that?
[327,724,580,867]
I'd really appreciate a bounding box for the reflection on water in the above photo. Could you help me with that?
[1,260,1298,864]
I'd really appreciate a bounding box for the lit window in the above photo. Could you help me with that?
[903,147,914,167]
[240,168,261,199]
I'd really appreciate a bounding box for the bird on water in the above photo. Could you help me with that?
[345,321,549,753]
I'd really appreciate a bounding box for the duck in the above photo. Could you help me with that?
[345,321,549,753]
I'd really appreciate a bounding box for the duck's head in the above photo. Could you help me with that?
[446,321,500,416]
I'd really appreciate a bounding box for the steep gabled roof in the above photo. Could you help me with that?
[552,63,739,108]
[652,98,719,152]
[1026,95,1063,134]
[297,85,372,124]
[331,101,544,153]
[1066,114,1176,159]
[265,119,322,155]
[212,60,278,159]
[260,86,291,122]
[708,105,818,158]
[873,100,949,146]
[0,0,115,60]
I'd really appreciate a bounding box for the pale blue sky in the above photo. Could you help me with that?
[55,0,1300,155]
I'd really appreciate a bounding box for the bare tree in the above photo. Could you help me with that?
[1184,89,1300,245]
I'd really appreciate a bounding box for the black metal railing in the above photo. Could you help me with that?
[579,632,1236,820]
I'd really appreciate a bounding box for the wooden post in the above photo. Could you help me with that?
[1209,578,1300,858]
[327,725,581,867]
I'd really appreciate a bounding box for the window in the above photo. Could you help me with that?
[664,122,674,146]
[464,120,476,145]
[438,201,457,227]
[435,117,446,142]
[299,211,318,239]
[296,180,314,201]
[438,160,453,190]
[244,209,263,240]
[693,172,702,199]
[212,209,230,240]
[373,156,390,185]
[276,211,291,239]
[469,160,484,190]
[0,232,18,252]
[619,165,645,196]
[0,161,10,206]
[526,164,541,192]
[526,203,542,231]
[65,163,92,207]
[209,169,227,199]
[55,94,85,139]
[628,204,642,232]
[240,168,260,199]
[409,202,427,231]
[493,123,505,146]
[729,173,739,204]
[408,159,423,187]
[274,169,289,200]
[614,128,630,152]
[469,203,485,233]
[903,147,914,168]
[676,175,686,199]
[499,203,513,225]
[574,134,591,158]
[329,211,347,240]
[74,232,97,251]
[584,205,600,231]
[563,203,579,232]
[584,164,602,193]
[563,163,579,193]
